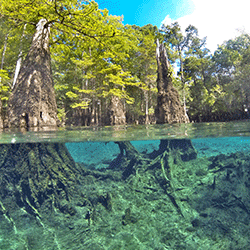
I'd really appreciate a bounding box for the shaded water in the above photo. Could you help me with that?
[0,121,250,249]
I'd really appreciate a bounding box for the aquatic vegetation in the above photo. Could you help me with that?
[0,136,249,249]
[0,143,83,217]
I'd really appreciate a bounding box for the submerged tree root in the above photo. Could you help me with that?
[0,143,83,218]
[111,139,197,218]
[0,139,197,241]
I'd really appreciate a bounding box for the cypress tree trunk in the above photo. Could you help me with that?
[0,143,83,217]
[107,96,126,125]
[109,41,197,218]
[155,40,189,124]
[1,20,83,217]
[13,24,26,88]
[0,32,8,129]
[7,19,58,128]
[0,99,3,129]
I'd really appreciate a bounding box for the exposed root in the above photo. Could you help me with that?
[111,139,197,218]
[0,143,83,216]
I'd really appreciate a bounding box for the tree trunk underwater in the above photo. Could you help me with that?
[0,143,83,218]
[152,41,194,210]
[111,139,197,218]
[7,19,58,128]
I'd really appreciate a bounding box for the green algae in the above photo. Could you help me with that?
[0,139,249,249]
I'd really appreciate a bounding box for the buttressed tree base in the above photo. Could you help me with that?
[155,40,189,124]
[7,19,58,128]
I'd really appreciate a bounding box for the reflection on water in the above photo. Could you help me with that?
[0,120,249,144]
[0,121,249,250]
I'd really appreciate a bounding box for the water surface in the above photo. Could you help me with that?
[0,120,249,144]
[0,120,249,250]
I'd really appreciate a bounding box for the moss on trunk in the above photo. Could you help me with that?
[0,142,82,217]
[112,139,197,217]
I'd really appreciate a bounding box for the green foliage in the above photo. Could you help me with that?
[1,0,249,123]
[57,107,66,122]
[148,107,155,115]
[0,70,10,103]
[211,33,250,117]
[70,100,90,109]
[0,0,116,39]
[51,18,157,118]
[0,69,9,81]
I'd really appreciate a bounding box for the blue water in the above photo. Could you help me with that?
[1,120,249,144]
[0,121,250,250]
[66,137,250,168]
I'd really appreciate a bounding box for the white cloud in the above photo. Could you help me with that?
[162,15,172,26]
[161,0,250,52]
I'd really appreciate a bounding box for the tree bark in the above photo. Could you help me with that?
[107,96,126,125]
[144,90,150,124]
[155,40,189,124]
[0,33,8,74]
[12,24,26,88]
[0,32,8,129]
[7,19,58,128]
[0,143,83,217]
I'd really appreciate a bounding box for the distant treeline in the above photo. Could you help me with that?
[0,0,249,125]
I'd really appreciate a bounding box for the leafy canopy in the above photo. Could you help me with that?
[1,0,149,108]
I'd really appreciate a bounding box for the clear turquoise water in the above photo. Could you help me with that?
[0,120,249,250]
[66,136,250,168]
[1,120,249,144]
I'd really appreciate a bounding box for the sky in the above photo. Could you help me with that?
[96,0,250,53]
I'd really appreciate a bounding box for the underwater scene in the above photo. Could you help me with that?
[0,121,250,250]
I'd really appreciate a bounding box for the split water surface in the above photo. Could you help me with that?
[0,121,250,249]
